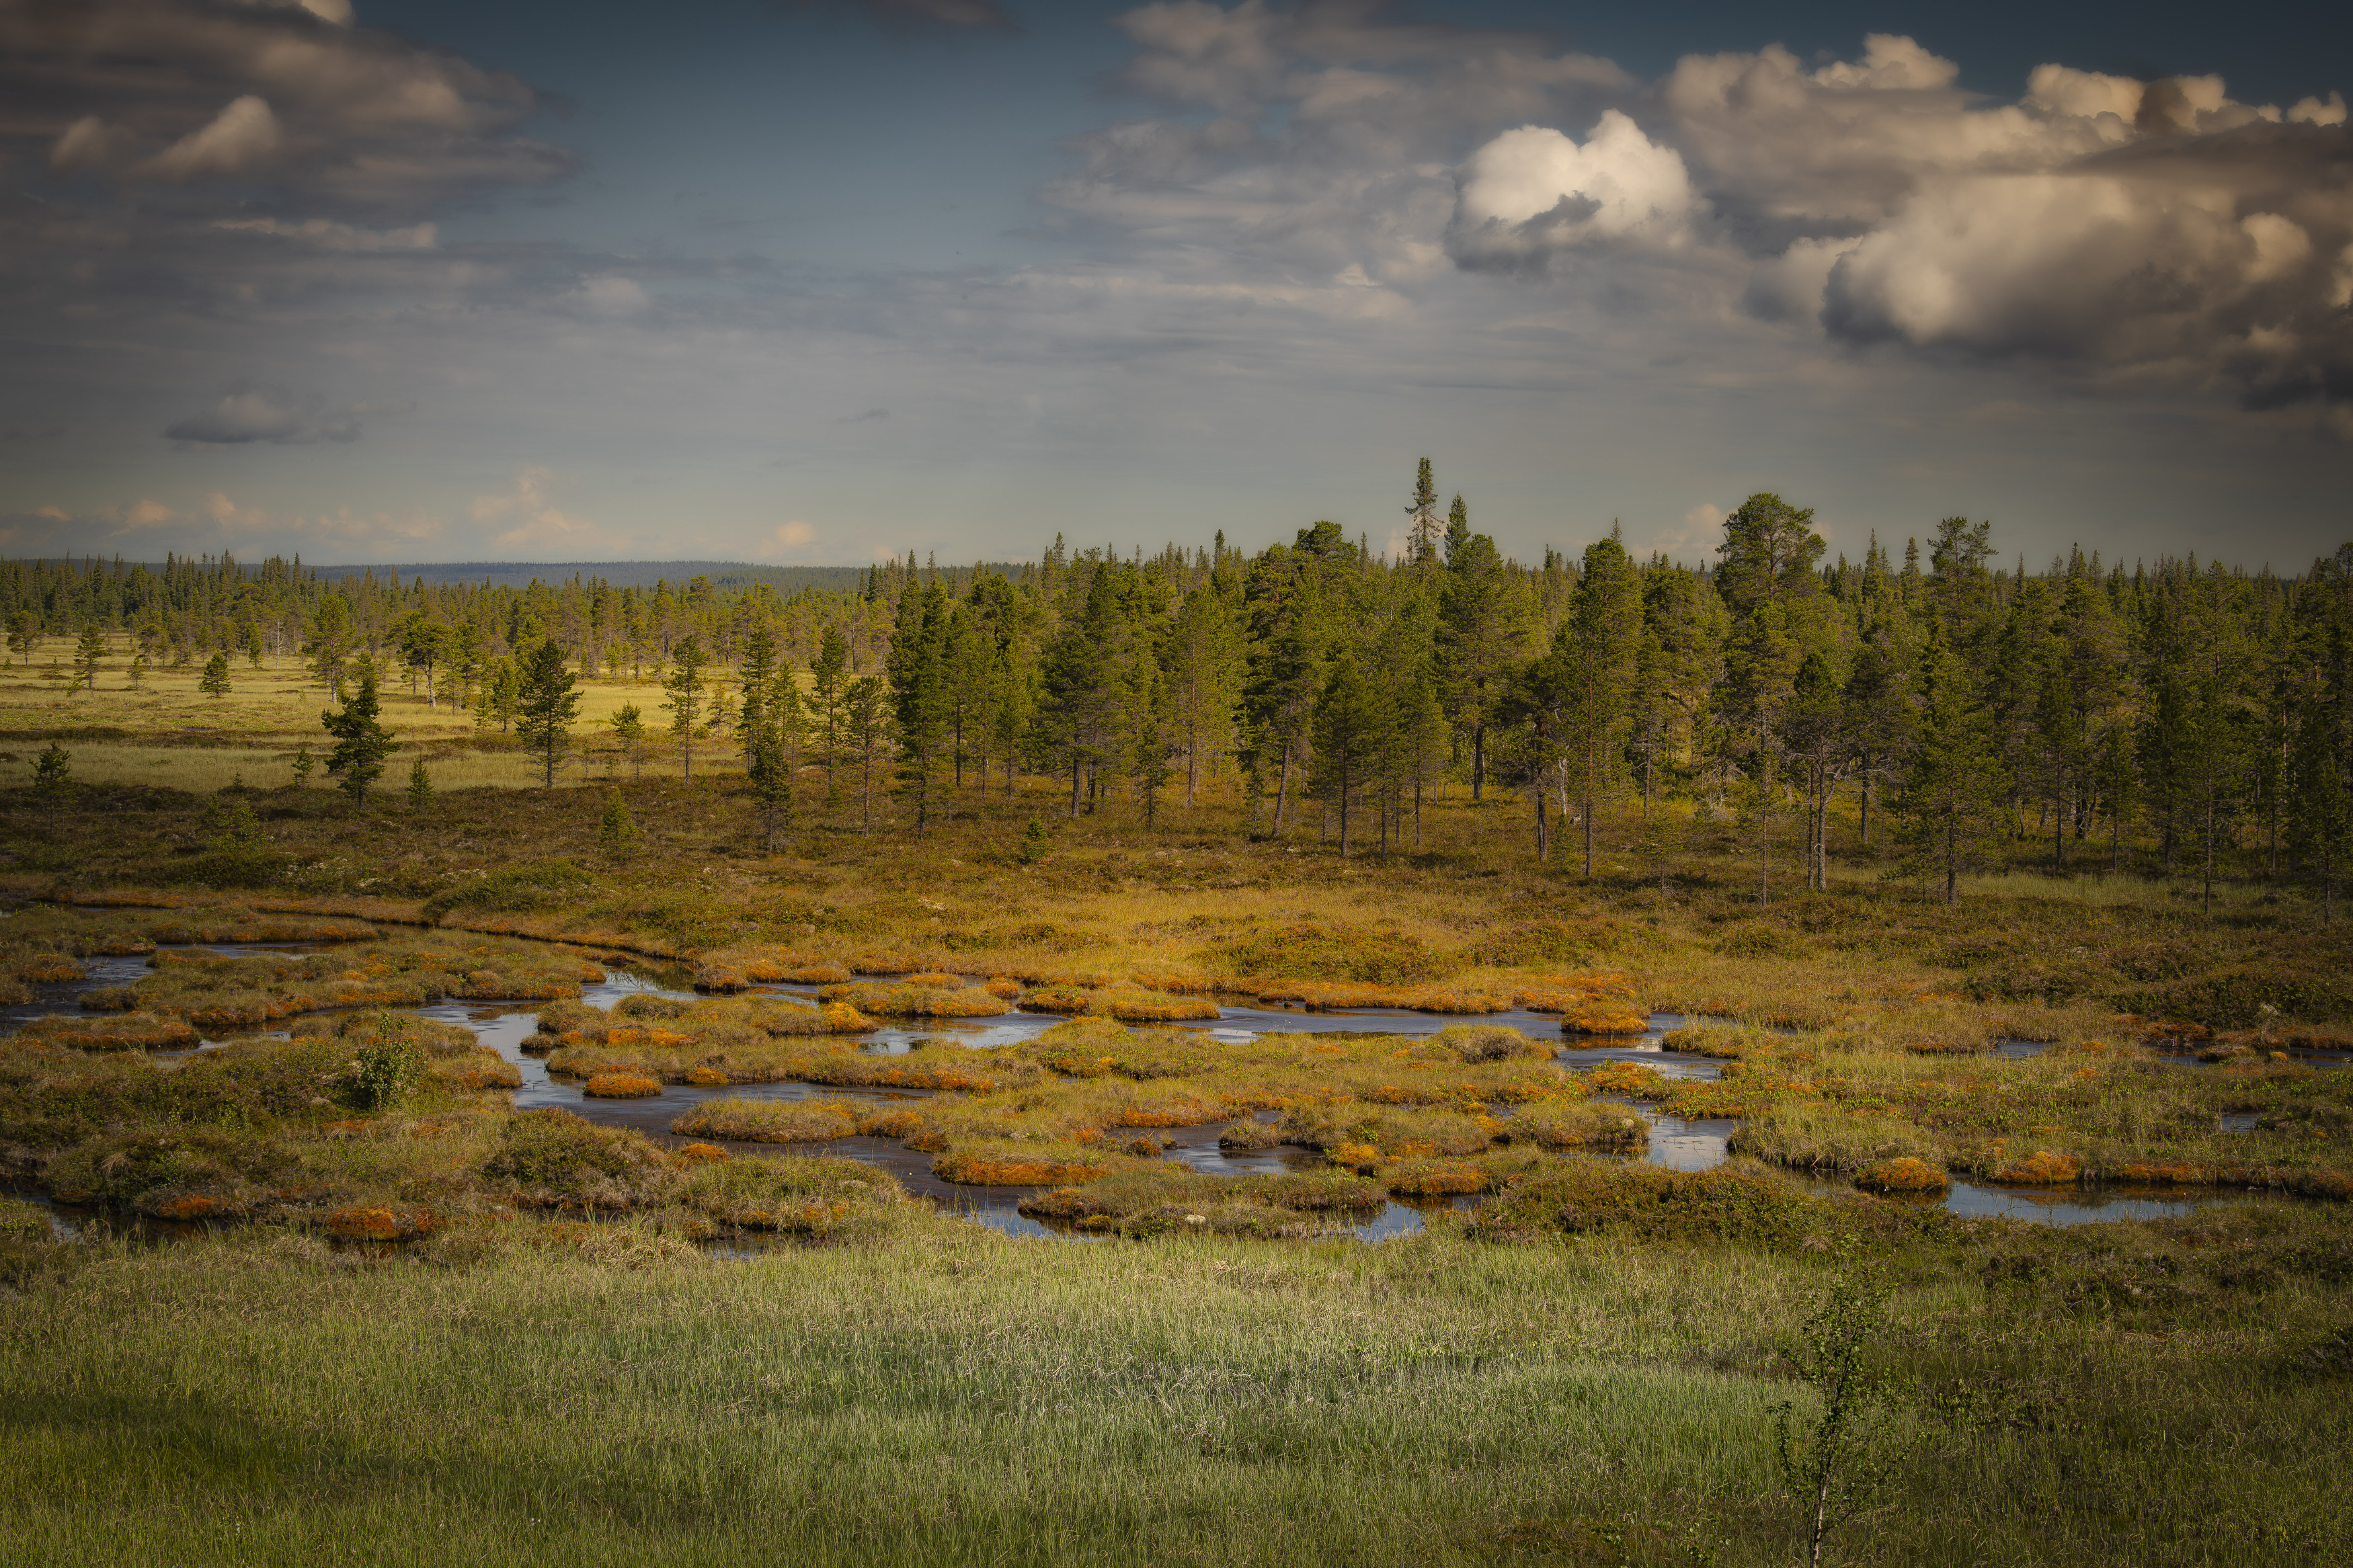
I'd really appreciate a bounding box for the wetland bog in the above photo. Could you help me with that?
[4,659,2352,1565]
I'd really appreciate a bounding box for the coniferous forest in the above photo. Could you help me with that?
[9,466,2350,914]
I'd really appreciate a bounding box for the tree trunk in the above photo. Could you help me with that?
[1273,747,1293,836]
[1068,756,1081,821]
[1471,721,1486,801]
[1582,743,1596,878]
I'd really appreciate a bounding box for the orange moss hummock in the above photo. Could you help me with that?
[1855,1157,1950,1194]
[1989,1151,2082,1186]
[932,1152,1109,1186]
[583,1071,662,1098]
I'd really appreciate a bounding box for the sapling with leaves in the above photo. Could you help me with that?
[1774,1242,1904,1568]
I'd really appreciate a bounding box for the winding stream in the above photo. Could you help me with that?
[3,930,2325,1239]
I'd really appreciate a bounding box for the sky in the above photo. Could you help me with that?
[1,0,2348,573]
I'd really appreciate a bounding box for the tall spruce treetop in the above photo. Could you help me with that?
[1405,458,1443,570]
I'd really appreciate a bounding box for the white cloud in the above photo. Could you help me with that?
[1449,112,1696,268]
[125,499,176,527]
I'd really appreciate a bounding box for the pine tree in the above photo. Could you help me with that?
[321,669,397,807]
[599,790,639,863]
[303,594,354,698]
[1125,639,1174,828]
[1040,567,1121,820]
[887,581,950,831]
[5,612,35,666]
[73,623,106,691]
[1308,651,1386,857]
[407,759,435,811]
[200,651,231,698]
[1895,627,2002,904]
[290,743,315,788]
[1164,583,1242,806]
[516,637,582,788]
[842,674,889,836]
[662,634,710,780]
[1435,500,1527,800]
[1562,532,1642,876]
[811,623,850,804]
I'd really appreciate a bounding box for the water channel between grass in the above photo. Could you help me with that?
[9,937,2334,1243]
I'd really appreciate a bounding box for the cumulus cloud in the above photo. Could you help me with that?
[164,387,361,445]
[1041,0,1629,290]
[1449,112,1696,268]
[1642,35,2353,411]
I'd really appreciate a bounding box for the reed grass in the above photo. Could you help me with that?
[3,1210,2350,1565]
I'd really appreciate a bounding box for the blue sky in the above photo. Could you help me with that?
[2,0,2348,570]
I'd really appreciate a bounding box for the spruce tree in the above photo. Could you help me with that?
[31,743,73,815]
[610,702,647,778]
[662,634,709,780]
[200,651,231,698]
[73,623,106,690]
[1894,628,2001,904]
[515,637,582,788]
[599,790,639,864]
[321,669,397,807]
[407,759,435,811]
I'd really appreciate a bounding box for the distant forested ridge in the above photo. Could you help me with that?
[6,473,2351,909]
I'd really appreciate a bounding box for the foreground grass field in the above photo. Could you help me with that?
[4,1207,2350,1567]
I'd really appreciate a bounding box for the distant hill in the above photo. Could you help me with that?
[308,561,868,591]
[307,561,1034,591]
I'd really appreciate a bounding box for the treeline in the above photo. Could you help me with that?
[8,472,2353,911]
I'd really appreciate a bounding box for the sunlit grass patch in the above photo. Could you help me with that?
[668,1098,862,1142]
[17,1013,199,1052]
